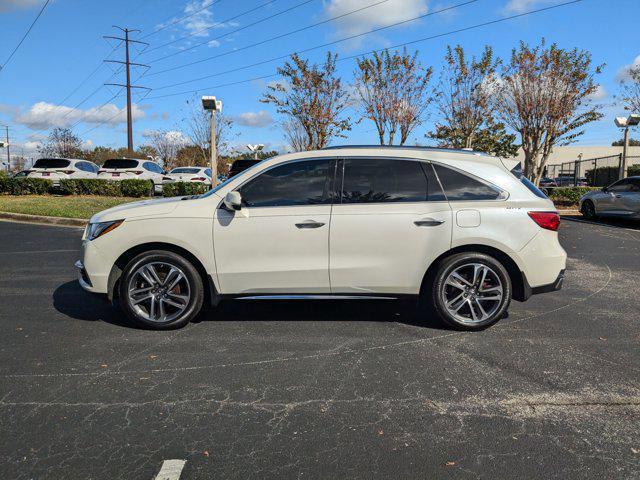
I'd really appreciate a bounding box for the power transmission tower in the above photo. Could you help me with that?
[103,26,150,154]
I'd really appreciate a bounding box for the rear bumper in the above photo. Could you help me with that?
[521,269,565,301]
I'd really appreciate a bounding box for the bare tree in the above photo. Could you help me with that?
[354,49,432,145]
[493,40,603,185]
[262,52,351,150]
[281,118,307,152]
[143,130,188,170]
[183,96,236,164]
[620,64,640,113]
[38,127,84,158]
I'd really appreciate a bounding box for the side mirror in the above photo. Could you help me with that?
[223,191,242,211]
[602,186,608,193]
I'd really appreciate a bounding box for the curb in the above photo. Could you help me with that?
[0,212,88,227]
[558,209,580,215]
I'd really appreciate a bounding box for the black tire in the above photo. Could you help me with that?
[149,181,156,197]
[581,200,597,220]
[426,252,512,331]
[118,250,204,330]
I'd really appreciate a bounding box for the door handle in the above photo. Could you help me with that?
[295,221,325,229]
[414,218,445,227]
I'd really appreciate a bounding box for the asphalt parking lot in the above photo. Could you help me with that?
[1,218,639,479]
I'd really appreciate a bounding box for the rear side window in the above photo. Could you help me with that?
[103,159,139,169]
[509,164,548,199]
[340,158,442,203]
[204,169,212,177]
[33,158,70,169]
[239,159,332,207]
[433,164,503,201]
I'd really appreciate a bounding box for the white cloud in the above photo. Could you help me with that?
[158,0,234,43]
[14,102,145,130]
[0,0,42,13]
[142,129,190,145]
[616,54,640,82]
[234,110,273,128]
[502,0,557,14]
[323,0,429,49]
[588,85,607,101]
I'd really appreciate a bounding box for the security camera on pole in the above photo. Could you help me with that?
[202,96,222,187]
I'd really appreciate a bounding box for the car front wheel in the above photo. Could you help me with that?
[428,253,511,330]
[119,250,204,329]
[581,200,597,219]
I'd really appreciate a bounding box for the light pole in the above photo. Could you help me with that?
[614,114,640,179]
[0,125,9,173]
[202,96,222,187]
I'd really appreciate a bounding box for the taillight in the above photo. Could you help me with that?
[163,176,171,181]
[528,211,560,231]
[191,177,206,181]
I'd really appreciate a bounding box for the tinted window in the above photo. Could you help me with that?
[340,159,440,203]
[434,164,502,201]
[170,168,200,174]
[204,169,212,177]
[103,159,139,169]
[33,158,70,169]
[239,159,332,207]
[629,179,640,192]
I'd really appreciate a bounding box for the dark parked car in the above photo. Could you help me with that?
[228,159,262,178]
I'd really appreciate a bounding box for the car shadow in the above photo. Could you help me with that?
[562,214,640,231]
[53,280,448,330]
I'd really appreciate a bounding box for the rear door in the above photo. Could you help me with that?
[329,158,452,295]
[214,158,335,294]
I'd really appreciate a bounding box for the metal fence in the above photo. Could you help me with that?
[545,155,640,187]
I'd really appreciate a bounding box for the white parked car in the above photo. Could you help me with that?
[163,167,212,186]
[76,146,566,331]
[28,158,99,186]
[98,158,165,193]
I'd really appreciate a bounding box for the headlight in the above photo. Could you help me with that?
[86,220,124,241]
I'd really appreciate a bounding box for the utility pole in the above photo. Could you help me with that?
[0,125,10,172]
[103,26,150,154]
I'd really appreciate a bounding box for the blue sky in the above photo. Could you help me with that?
[0,0,638,159]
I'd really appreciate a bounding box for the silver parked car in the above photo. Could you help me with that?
[579,176,640,220]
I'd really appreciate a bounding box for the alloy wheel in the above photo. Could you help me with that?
[127,262,191,323]
[441,263,503,325]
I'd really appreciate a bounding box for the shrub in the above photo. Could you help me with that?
[58,178,151,197]
[0,177,53,195]
[163,182,208,197]
[585,165,640,186]
[548,186,599,204]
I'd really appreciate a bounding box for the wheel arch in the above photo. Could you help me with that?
[107,242,218,306]
[420,244,528,302]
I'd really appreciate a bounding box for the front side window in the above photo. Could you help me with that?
[239,159,333,207]
[608,179,631,193]
[433,164,503,201]
[340,158,441,203]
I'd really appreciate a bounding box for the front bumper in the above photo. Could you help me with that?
[75,260,93,290]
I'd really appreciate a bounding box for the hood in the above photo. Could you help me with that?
[90,196,184,223]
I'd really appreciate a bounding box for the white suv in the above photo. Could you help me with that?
[28,158,99,186]
[76,146,566,330]
[163,166,212,186]
[98,158,165,193]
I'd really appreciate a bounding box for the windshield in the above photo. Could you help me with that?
[200,159,269,198]
[102,159,139,169]
[170,168,200,174]
[33,158,70,169]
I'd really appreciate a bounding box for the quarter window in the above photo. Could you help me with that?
[239,159,333,207]
[340,158,442,203]
[433,164,502,201]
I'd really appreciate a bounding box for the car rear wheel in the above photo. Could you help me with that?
[581,200,597,219]
[427,252,512,331]
[119,250,204,329]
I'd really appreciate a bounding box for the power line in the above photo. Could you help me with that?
[0,0,51,73]
[149,0,475,89]
[145,0,583,101]
[143,0,278,55]
[141,0,225,39]
[147,0,391,75]
[146,0,316,66]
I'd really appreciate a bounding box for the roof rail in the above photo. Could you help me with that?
[321,145,491,156]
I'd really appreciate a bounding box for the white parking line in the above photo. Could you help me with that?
[153,460,187,480]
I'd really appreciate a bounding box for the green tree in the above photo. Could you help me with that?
[262,52,350,150]
[430,119,518,157]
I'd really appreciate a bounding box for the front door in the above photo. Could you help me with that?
[214,158,335,294]
[329,158,452,295]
